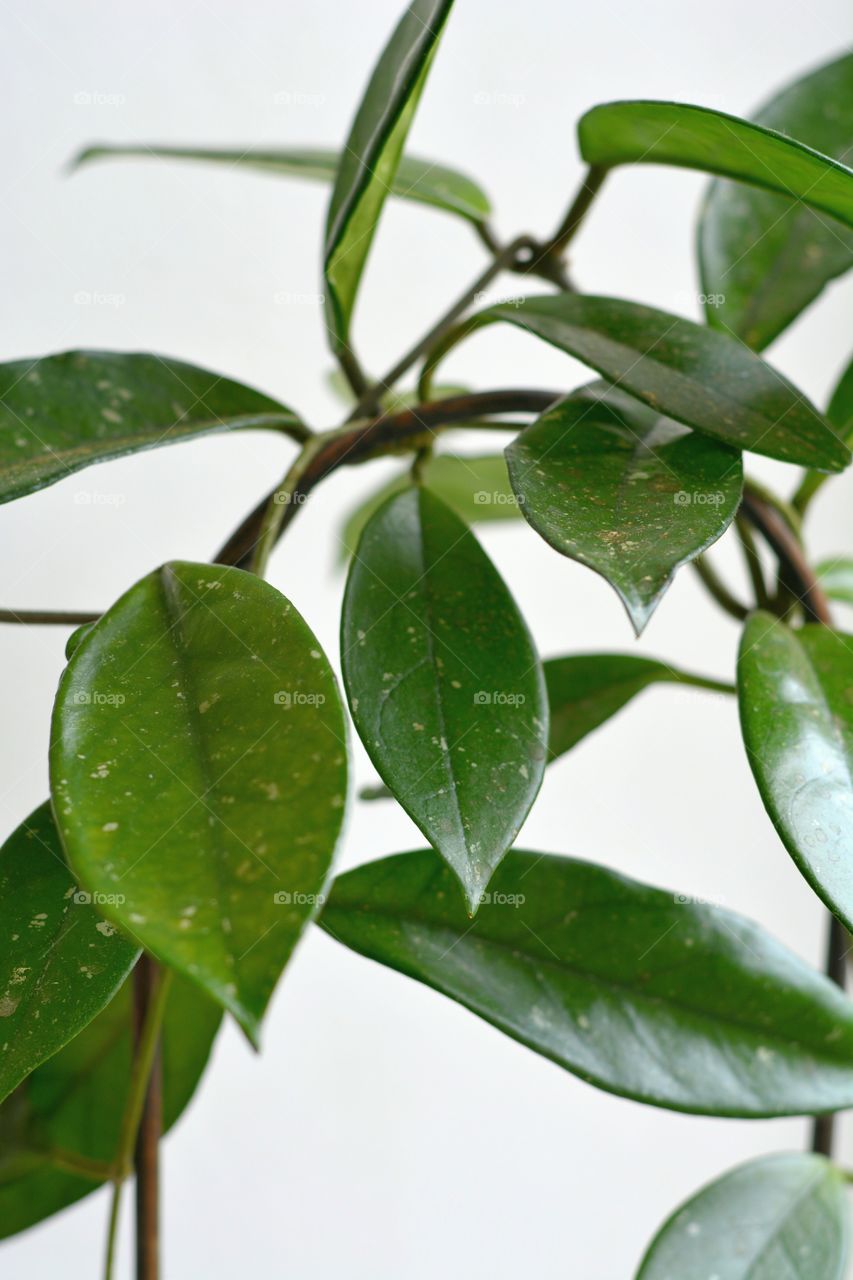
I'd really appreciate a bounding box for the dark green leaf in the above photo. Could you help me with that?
[545,653,733,762]
[338,453,520,561]
[828,354,853,439]
[341,488,547,911]
[321,847,853,1116]
[739,612,853,934]
[817,558,853,606]
[0,803,138,1105]
[50,561,348,1044]
[0,350,301,505]
[505,387,742,632]
[700,54,853,350]
[324,0,454,352]
[74,145,491,225]
[578,99,853,227]
[430,295,848,470]
[0,970,220,1239]
[636,1153,848,1279]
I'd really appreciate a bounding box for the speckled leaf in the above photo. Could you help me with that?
[738,613,853,933]
[338,453,519,561]
[578,99,853,228]
[817,558,853,606]
[700,54,853,350]
[0,803,137,1105]
[636,1153,848,1279]
[324,0,454,352]
[75,144,490,225]
[341,488,547,912]
[0,969,220,1239]
[429,295,848,471]
[321,848,853,1116]
[50,561,348,1044]
[545,653,732,763]
[0,350,301,505]
[505,388,742,632]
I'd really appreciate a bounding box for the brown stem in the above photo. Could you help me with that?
[0,608,99,625]
[214,388,560,569]
[134,957,163,1280]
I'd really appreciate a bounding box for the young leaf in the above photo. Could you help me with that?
[578,100,853,228]
[0,803,138,1105]
[324,0,454,353]
[0,971,220,1240]
[50,561,348,1045]
[75,145,491,225]
[636,1153,849,1279]
[321,847,853,1116]
[0,350,303,505]
[505,388,742,632]
[341,488,548,912]
[738,612,853,934]
[817,558,853,606]
[545,653,733,763]
[427,295,849,471]
[699,53,853,350]
[338,453,520,561]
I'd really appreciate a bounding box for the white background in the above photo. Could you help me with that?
[2,1,853,1276]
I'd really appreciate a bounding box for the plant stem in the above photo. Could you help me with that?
[691,555,749,621]
[812,915,849,1158]
[0,608,99,625]
[735,515,771,610]
[546,164,608,256]
[335,346,369,398]
[103,958,172,1280]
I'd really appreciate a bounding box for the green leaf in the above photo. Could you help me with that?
[50,561,348,1044]
[636,1153,849,1279]
[545,653,732,763]
[74,145,491,225]
[321,847,853,1116]
[699,54,853,350]
[0,803,138,1105]
[738,612,853,933]
[341,488,548,911]
[505,386,742,633]
[578,99,853,228]
[427,295,848,471]
[0,970,220,1239]
[0,350,302,505]
[828,354,853,439]
[817,557,853,606]
[338,453,520,561]
[324,0,454,352]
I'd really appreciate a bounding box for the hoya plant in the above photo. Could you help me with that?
[2,3,853,1276]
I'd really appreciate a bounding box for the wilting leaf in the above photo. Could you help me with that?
[50,561,348,1044]
[700,53,853,349]
[0,350,302,505]
[578,99,853,227]
[636,1153,848,1279]
[738,612,853,932]
[341,488,547,911]
[322,847,853,1115]
[0,803,137,1104]
[506,387,742,632]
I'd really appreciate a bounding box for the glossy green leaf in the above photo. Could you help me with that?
[0,350,301,505]
[578,99,853,228]
[829,354,853,439]
[339,453,520,561]
[637,1153,848,1279]
[429,295,848,471]
[739,612,853,932]
[0,970,220,1239]
[50,561,348,1044]
[545,653,733,762]
[321,847,853,1116]
[75,144,490,225]
[0,803,138,1105]
[506,387,742,632]
[341,488,547,911]
[324,0,454,352]
[817,558,853,606]
[700,54,853,350]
